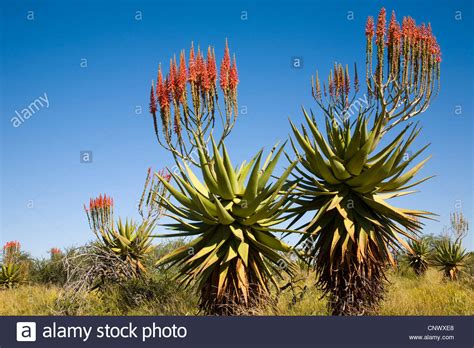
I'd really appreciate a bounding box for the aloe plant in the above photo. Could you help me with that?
[85,194,155,275]
[432,239,469,280]
[0,263,21,288]
[0,241,22,288]
[102,219,155,274]
[155,136,297,314]
[287,8,442,315]
[405,238,431,276]
[289,110,434,314]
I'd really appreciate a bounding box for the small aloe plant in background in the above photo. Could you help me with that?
[85,192,156,275]
[0,241,22,288]
[405,238,431,276]
[432,239,469,280]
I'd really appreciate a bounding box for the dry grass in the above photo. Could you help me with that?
[0,284,59,315]
[380,269,474,315]
[0,269,472,316]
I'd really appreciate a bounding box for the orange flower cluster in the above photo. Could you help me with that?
[365,16,374,38]
[3,241,20,253]
[219,44,239,95]
[84,194,114,234]
[366,8,441,88]
[149,41,238,142]
[50,247,62,256]
[2,241,21,264]
[86,194,113,212]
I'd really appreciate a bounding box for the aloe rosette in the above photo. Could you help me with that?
[85,195,154,275]
[288,109,434,315]
[432,239,470,280]
[0,263,21,288]
[155,136,297,314]
[405,238,431,276]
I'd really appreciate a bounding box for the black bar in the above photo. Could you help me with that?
[1,316,472,347]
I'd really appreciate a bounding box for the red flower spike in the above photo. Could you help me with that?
[177,51,187,102]
[3,241,20,251]
[51,248,61,255]
[87,193,114,212]
[156,67,164,103]
[201,64,210,92]
[149,83,157,114]
[157,75,170,110]
[328,74,334,98]
[169,58,178,101]
[219,41,231,91]
[195,49,203,79]
[207,46,217,86]
[376,8,386,44]
[197,51,210,92]
[366,16,375,39]
[388,11,401,47]
[188,43,197,83]
[228,56,239,91]
[344,65,350,96]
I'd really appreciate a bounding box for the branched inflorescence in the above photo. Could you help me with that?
[312,8,441,134]
[149,41,239,164]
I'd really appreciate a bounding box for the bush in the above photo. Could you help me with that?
[30,257,67,286]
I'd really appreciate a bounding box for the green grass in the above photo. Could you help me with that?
[1,269,472,316]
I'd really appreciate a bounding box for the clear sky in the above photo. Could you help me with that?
[1,0,473,257]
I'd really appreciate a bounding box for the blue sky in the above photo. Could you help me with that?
[1,0,473,257]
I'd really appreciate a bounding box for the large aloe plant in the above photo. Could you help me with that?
[289,111,432,314]
[288,8,441,316]
[155,136,297,314]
